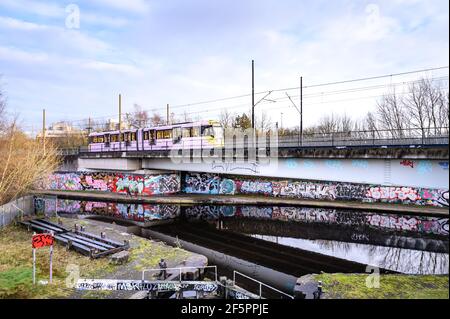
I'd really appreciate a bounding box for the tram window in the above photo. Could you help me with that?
[157,130,172,139]
[191,127,200,137]
[111,134,118,142]
[130,132,136,141]
[143,131,149,140]
[201,125,214,136]
[182,127,192,138]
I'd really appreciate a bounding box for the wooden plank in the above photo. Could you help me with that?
[58,233,108,251]
[69,233,116,249]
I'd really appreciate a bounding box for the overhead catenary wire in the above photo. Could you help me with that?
[18,66,450,132]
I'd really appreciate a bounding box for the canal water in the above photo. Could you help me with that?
[38,198,449,276]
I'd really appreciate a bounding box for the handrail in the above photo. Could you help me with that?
[142,265,217,282]
[232,270,294,299]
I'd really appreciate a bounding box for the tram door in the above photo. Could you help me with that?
[149,130,156,145]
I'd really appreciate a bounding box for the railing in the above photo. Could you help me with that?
[141,265,218,282]
[59,127,449,156]
[232,271,294,299]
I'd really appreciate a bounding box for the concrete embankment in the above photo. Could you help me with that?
[32,189,449,217]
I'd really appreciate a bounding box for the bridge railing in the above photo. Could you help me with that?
[60,127,449,155]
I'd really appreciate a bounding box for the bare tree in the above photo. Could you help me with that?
[150,111,164,126]
[375,88,407,138]
[0,84,59,204]
[126,104,150,128]
[256,111,272,133]
[219,109,235,128]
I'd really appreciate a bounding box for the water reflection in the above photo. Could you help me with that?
[251,235,449,274]
[34,197,449,275]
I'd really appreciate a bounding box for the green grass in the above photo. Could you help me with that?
[315,273,449,299]
[0,225,114,299]
[129,237,190,272]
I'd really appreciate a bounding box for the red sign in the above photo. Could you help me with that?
[32,233,54,249]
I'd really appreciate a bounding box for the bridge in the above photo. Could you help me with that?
[57,127,449,190]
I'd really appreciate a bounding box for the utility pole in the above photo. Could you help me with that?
[300,76,303,145]
[87,117,92,135]
[251,60,255,129]
[166,104,170,125]
[119,94,122,150]
[42,109,46,155]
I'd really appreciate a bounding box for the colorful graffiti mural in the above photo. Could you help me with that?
[184,205,449,236]
[35,197,180,222]
[40,172,180,195]
[40,172,448,207]
[182,173,449,207]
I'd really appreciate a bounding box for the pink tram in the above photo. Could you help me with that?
[88,120,224,152]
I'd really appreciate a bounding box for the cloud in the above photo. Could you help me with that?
[0,16,48,31]
[0,0,62,18]
[91,0,150,14]
[0,45,49,63]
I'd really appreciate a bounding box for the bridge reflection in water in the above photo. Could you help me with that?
[40,197,449,275]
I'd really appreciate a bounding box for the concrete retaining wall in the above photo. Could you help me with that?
[0,195,34,228]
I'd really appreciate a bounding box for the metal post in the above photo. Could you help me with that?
[119,94,122,151]
[300,76,303,146]
[251,60,255,129]
[32,232,36,284]
[42,109,46,156]
[49,233,53,284]
[259,283,262,299]
[167,104,171,125]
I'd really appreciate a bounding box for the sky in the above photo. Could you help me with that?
[0,0,448,134]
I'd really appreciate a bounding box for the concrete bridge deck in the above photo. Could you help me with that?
[32,190,449,217]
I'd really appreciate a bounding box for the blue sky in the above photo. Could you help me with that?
[0,0,448,133]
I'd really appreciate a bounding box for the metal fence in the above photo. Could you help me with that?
[0,195,34,228]
[60,127,449,156]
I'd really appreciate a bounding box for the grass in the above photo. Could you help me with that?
[315,273,449,299]
[129,237,190,272]
[0,224,114,299]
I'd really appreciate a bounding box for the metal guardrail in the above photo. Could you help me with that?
[141,265,218,282]
[232,270,294,299]
[58,127,449,156]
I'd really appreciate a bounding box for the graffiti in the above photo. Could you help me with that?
[211,162,260,174]
[184,173,221,194]
[351,233,370,241]
[185,206,236,220]
[219,179,236,195]
[366,215,449,236]
[183,204,449,236]
[182,173,448,207]
[40,172,180,196]
[438,162,449,170]
[34,197,180,222]
[280,182,336,200]
[352,160,369,169]
[400,160,414,168]
[367,186,419,201]
[325,159,342,170]
[76,279,218,293]
[417,161,433,174]
[40,173,83,191]
[437,191,449,207]
[303,160,315,169]
[32,233,54,249]
[336,183,367,200]
[239,181,273,196]
[34,198,45,214]
[286,159,298,169]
